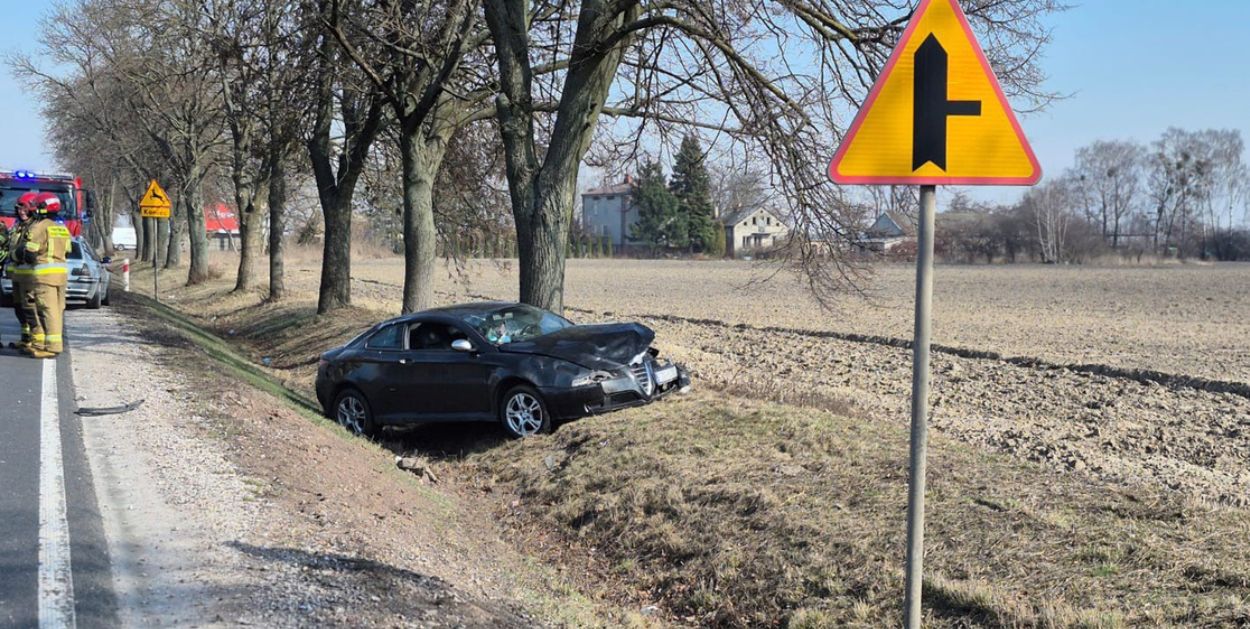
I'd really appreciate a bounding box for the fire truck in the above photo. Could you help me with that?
[0,170,91,236]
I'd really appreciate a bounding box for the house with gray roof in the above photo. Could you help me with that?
[722,204,789,257]
[861,211,917,252]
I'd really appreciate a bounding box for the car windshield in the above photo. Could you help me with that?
[463,305,572,345]
[69,242,83,260]
[0,184,75,218]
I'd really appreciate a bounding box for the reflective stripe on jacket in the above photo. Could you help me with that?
[25,219,70,286]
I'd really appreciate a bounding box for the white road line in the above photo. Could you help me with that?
[39,357,76,629]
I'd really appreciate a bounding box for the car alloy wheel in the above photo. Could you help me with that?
[502,386,550,438]
[334,390,376,438]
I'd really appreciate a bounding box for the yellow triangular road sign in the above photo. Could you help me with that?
[139,180,172,210]
[828,0,1041,185]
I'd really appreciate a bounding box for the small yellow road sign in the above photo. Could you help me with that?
[139,180,172,218]
[828,0,1040,185]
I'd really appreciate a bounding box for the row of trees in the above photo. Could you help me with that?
[19,0,1061,314]
[935,128,1250,264]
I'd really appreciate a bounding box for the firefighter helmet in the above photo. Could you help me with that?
[15,191,38,210]
[34,192,62,215]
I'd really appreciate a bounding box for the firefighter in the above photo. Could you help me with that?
[8,192,37,351]
[21,192,71,358]
[0,218,8,345]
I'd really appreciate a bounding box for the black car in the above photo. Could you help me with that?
[315,302,690,438]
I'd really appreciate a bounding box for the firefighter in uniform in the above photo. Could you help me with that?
[21,192,71,358]
[0,218,8,345]
[8,193,37,351]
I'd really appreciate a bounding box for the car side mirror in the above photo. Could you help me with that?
[451,339,475,353]
[102,256,112,264]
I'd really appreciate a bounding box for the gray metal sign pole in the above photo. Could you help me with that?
[903,184,937,628]
[151,217,160,303]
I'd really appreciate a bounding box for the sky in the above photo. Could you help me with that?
[1,1,1248,208]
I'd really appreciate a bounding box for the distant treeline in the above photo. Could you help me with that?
[924,128,1249,263]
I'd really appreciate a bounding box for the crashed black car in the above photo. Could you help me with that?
[315,302,690,438]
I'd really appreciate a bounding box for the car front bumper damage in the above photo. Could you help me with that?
[542,360,691,420]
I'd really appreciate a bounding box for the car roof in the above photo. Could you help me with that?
[374,302,525,328]
[419,301,521,318]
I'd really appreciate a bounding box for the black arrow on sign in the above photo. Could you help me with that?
[912,34,981,171]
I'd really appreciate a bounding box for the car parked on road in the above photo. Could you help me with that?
[315,302,690,438]
[2,237,111,309]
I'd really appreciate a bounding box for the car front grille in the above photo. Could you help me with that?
[630,360,654,397]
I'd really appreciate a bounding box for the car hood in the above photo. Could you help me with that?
[501,322,655,370]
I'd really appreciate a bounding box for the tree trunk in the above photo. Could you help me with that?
[165,198,181,268]
[100,178,116,253]
[267,147,287,301]
[398,128,441,314]
[133,210,147,262]
[235,195,263,291]
[185,177,210,284]
[485,0,637,314]
[158,215,172,267]
[318,194,352,312]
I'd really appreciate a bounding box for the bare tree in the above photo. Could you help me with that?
[1073,140,1144,248]
[305,0,387,313]
[484,0,1062,313]
[1024,177,1073,263]
[329,0,482,313]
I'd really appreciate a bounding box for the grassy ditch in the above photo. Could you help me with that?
[458,393,1250,627]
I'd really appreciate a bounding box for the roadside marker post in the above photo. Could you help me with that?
[138,180,172,303]
[122,258,130,292]
[827,0,1039,625]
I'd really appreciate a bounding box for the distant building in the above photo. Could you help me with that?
[206,203,241,250]
[580,176,636,246]
[861,211,916,252]
[722,205,789,257]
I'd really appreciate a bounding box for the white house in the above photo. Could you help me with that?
[722,205,789,257]
[580,176,636,246]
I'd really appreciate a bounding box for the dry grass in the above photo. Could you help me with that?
[451,392,1250,627]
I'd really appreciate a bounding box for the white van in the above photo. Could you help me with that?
[112,225,137,250]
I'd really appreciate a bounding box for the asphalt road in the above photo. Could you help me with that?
[0,311,117,628]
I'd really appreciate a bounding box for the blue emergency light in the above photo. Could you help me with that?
[13,170,36,180]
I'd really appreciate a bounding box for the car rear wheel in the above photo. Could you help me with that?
[86,287,102,309]
[333,388,378,438]
[500,385,551,438]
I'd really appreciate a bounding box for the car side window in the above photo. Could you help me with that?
[365,324,404,350]
[409,323,468,351]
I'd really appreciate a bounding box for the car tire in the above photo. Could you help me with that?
[0,293,10,308]
[333,388,378,438]
[86,287,102,310]
[102,286,111,306]
[499,385,552,438]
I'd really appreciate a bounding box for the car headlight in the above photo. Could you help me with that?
[571,370,613,387]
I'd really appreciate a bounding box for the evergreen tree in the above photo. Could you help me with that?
[709,221,726,257]
[669,134,718,253]
[630,160,686,253]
